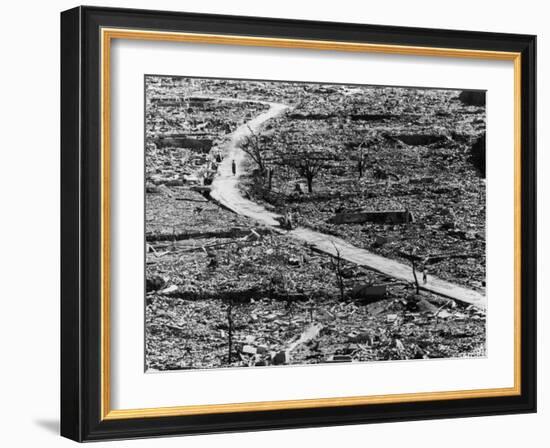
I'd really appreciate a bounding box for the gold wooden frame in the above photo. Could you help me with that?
[100,27,522,421]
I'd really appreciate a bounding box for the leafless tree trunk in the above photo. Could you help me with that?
[307,297,315,323]
[226,301,234,364]
[410,257,420,294]
[286,299,293,334]
[240,126,267,178]
[268,167,273,190]
[295,158,324,193]
[357,143,368,178]
[305,174,313,193]
[281,144,330,194]
[331,242,345,301]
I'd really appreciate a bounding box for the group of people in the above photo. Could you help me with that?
[210,150,236,175]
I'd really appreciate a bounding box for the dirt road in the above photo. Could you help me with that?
[210,100,287,226]
[209,100,486,309]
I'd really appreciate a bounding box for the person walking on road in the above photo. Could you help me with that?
[231,159,236,176]
[283,209,293,230]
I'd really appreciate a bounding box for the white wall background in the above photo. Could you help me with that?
[0,0,546,446]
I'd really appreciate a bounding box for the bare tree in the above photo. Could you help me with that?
[267,167,274,190]
[239,126,268,178]
[410,257,420,294]
[330,241,346,301]
[225,300,234,364]
[283,146,329,193]
[306,296,315,323]
[297,157,323,193]
[346,134,380,178]
[405,248,421,294]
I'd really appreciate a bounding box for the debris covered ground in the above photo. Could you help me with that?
[145,76,487,371]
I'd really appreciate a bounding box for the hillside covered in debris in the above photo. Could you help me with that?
[145,76,486,371]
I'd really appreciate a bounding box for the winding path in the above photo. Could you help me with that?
[209,100,486,310]
[210,101,286,227]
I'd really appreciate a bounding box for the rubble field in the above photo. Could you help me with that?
[146,229,485,370]
[145,76,486,370]
[240,85,486,289]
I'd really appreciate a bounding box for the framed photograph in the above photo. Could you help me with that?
[60,6,536,442]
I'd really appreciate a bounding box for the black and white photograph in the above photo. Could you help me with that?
[144,76,487,371]
[0,0,542,444]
